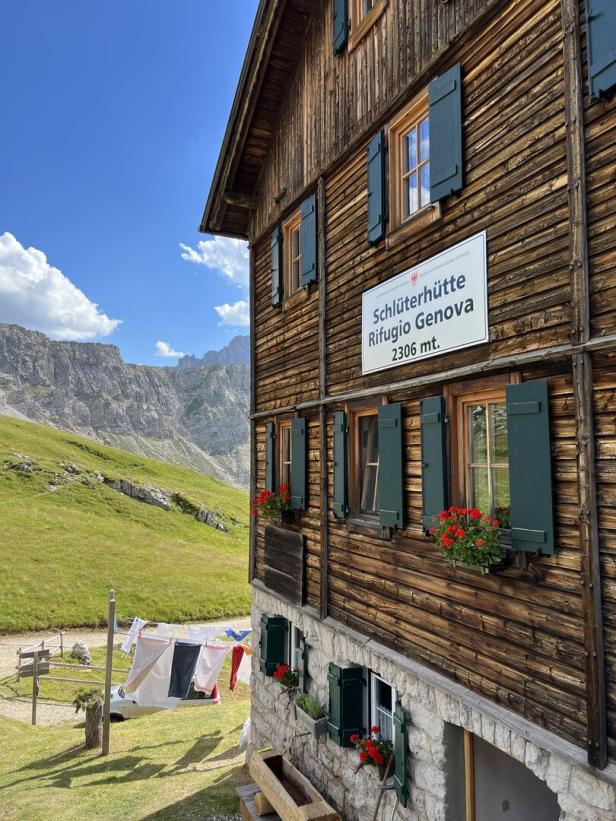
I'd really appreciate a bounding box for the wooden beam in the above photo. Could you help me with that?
[223,191,258,209]
[561,0,607,769]
[250,333,616,420]
[318,176,329,620]
[249,246,257,583]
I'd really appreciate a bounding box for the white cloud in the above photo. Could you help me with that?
[155,340,185,358]
[0,232,120,340]
[179,236,248,289]
[214,300,249,327]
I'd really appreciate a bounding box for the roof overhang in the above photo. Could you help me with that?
[200,0,313,240]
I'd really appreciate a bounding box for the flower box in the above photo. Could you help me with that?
[294,703,329,738]
[448,558,509,575]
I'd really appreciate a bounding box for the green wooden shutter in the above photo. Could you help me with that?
[300,194,318,287]
[265,422,275,492]
[291,417,306,510]
[428,63,463,202]
[421,396,448,533]
[271,226,283,306]
[333,0,348,54]
[333,410,349,518]
[586,0,616,100]
[506,380,555,554]
[327,663,364,747]
[367,130,386,244]
[393,701,409,807]
[378,403,405,528]
[298,634,308,693]
[259,614,288,676]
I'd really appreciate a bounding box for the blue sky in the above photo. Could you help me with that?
[0,0,258,364]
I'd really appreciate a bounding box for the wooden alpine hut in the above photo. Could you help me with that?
[200,0,616,817]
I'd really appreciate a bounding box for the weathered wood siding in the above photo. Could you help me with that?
[250,0,508,239]
[248,0,615,754]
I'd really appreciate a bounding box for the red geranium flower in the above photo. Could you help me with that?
[359,751,369,763]
[370,725,381,734]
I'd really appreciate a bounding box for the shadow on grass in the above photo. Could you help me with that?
[141,763,250,820]
[1,731,238,792]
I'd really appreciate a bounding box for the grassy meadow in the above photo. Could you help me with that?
[0,651,252,820]
[0,415,251,631]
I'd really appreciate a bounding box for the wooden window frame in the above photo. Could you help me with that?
[445,373,520,521]
[348,401,380,524]
[369,671,396,742]
[282,210,302,300]
[387,91,440,245]
[349,0,387,51]
[277,418,292,491]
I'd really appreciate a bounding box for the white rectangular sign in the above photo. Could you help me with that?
[361,232,488,375]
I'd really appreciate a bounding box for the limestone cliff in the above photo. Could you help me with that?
[0,324,249,487]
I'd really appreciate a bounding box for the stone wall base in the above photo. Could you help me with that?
[250,587,616,821]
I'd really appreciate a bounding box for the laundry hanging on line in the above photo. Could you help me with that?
[235,644,252,688]
[121,616,146,654]
[194,644,230,695]
[124,636,170,693]
[229,645,245,691]
[168,642,201,699]
[133,642,182,710]
[225,628,252,643]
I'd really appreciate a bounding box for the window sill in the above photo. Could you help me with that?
[386,202,441,248]
[347,518,392,540]
[281,287,310,312]
[348,0,387,52]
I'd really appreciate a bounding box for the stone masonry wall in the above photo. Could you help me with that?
[250,587,616,821]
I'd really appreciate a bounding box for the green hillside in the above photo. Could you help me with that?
[0,415,250,631]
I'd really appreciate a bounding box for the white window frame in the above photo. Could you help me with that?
[288,623,303,671]
[369,672,395,742]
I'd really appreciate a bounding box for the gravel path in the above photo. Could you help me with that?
[0,616,251,725]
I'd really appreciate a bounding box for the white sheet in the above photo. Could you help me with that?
[121,616,145,654]
[194,645,229,694]
[124,636,170,693]
[132,642,181,709]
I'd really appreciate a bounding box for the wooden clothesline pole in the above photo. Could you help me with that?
[101,589,115,756]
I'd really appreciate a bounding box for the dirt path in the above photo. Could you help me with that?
[0,616,252,725]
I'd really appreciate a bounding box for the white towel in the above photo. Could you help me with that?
[187,625,228,642]
[124,636,170,693]
[121,617,145,654]
[194,645,230,694]
[133,642,181,709]
[156,623,183,637]
[236,649,252,687]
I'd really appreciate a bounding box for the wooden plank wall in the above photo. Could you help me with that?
[250,0,501,239]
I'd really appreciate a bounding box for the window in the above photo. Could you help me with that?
[350,406,380,519]
[288,623,303,671]
[448,381,515,527]
[278,419,292,489]
[369,672,395,742]
[388,92,438,235]
[349,0,386,50]
[283,210,302,297]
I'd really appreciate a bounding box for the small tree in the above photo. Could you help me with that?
[73,687,103,749]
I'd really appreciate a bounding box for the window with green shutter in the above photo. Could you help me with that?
[378,403,404,529]
[586,0,616,100]
[300,194,318,287]
[506,380,554,554]
[367,130,386,244]
[393,700,409,807]
[265,422,275,493]
[420,396,448,533]
[259,614,288,676]
[290,417,306,511]
[327,663,364,747]
[428,63,463,202]
[333,410,349,518]
[271,227,283,307]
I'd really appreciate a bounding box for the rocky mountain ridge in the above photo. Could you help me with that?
[0,324,249,487]
[177,334,249,369]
